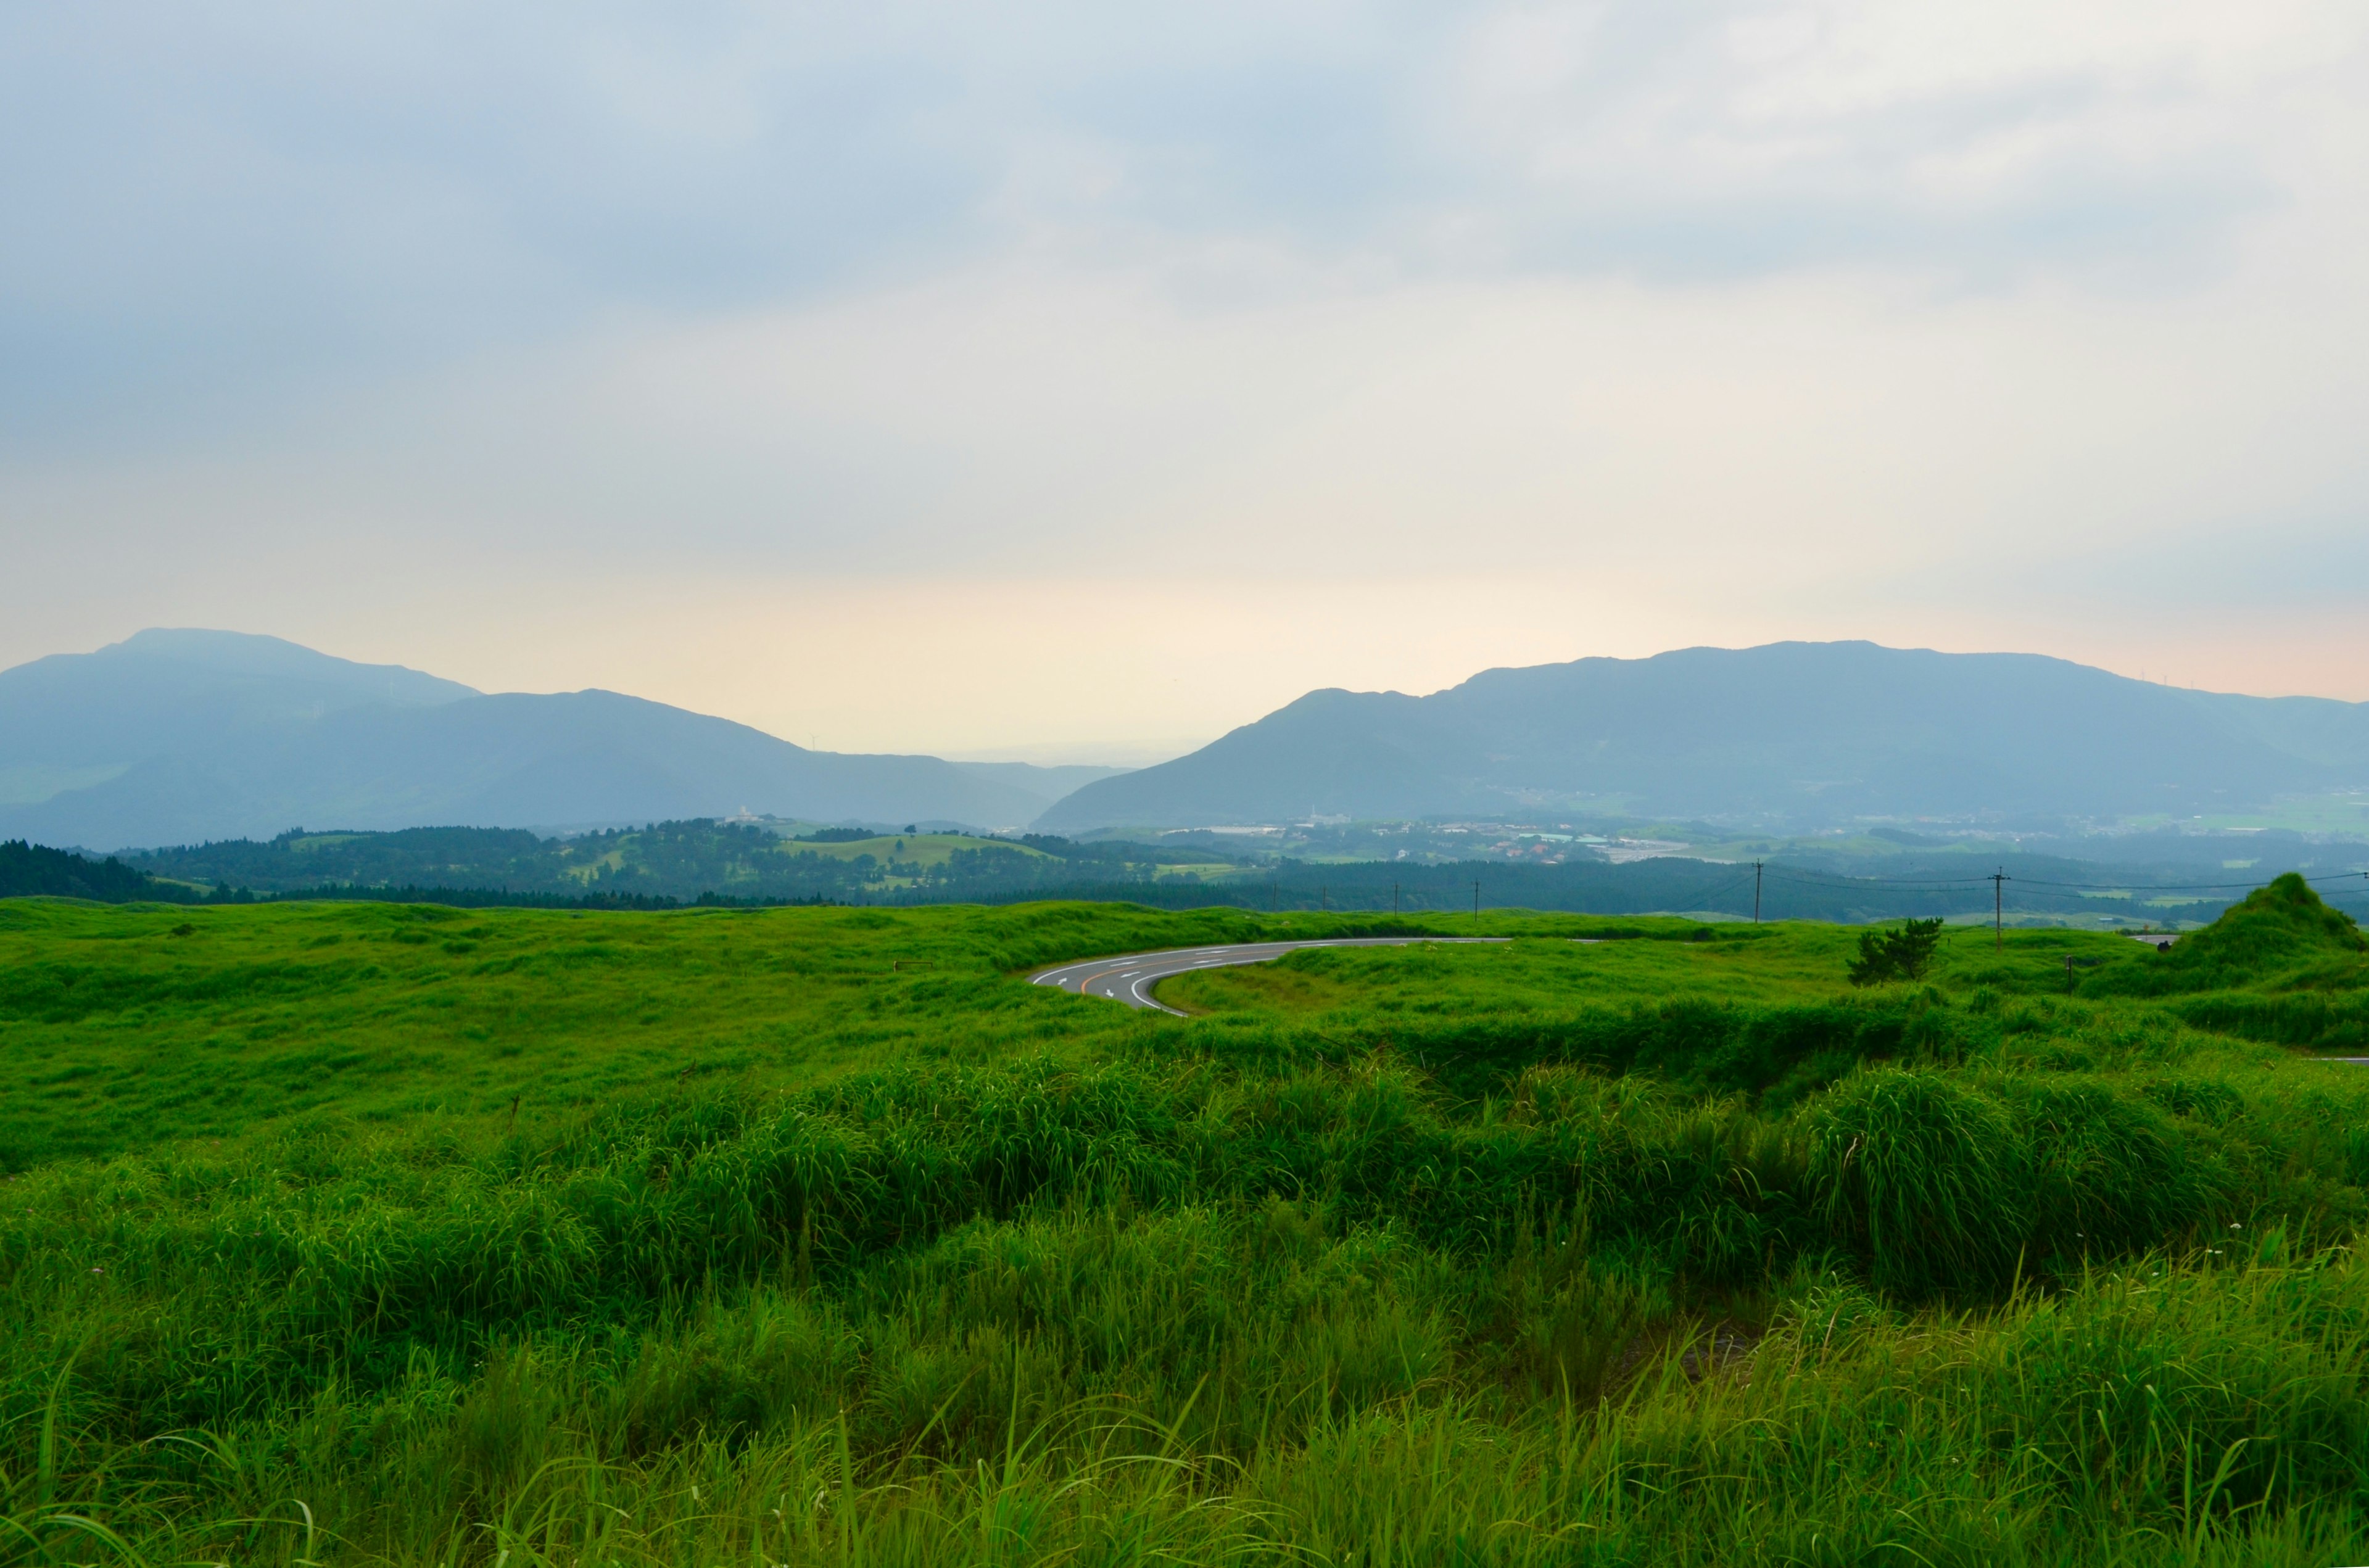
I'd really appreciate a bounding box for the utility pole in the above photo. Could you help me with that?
[1474,880,1481,920]
[1320,886,1327,912]
[1992,868,2007,951]
[1753,860,1763,924]
[1392,882,1400,914]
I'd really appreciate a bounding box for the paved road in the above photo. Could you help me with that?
[1030,936,1511,1017]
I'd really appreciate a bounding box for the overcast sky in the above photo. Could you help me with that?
[5,1,2365,761]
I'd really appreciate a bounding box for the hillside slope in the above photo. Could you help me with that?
[0,632,1072,846]
[1038,641,2369,831]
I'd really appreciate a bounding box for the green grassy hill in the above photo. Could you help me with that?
[117,820,1240,905]
[6,886,2369,1562]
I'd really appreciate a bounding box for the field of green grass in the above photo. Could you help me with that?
[109,823,1245,907]
[410,828,1052,893]
[779,833,1054,869]
[7,878,2369,1564]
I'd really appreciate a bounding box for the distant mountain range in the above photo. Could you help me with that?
[0,630,1125,850]
[1039,642,2369,833]
[14,634,2368,854]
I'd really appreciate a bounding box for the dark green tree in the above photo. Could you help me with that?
[1847,917,1945,986]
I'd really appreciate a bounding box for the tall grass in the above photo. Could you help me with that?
[6,891,2369,1561]
[10,1242,2366,1564]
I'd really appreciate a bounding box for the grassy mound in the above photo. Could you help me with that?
[2078,872,2369,1052]
[2093,872,2367,996]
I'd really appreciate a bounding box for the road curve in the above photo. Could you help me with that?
[1029,936,1511,1017]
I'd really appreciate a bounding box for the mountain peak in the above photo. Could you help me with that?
[96,629,481,703]
[1035,641,2369,833]
[0,632,1115,848]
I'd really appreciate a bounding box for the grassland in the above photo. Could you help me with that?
[2121,791,2369,838]
[6,879,2369,1564]
[114,824,1239,907]
[774,833,1053,869]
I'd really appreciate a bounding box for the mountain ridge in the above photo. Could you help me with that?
[0,631,1119,848]
[1035,641,2369,833]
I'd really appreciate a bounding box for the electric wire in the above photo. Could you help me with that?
[1762,872,1996,894]
[1758,865,2369,895]
[1757,867,1995,888]
[1747,864,2369,923]
[2009,870,2369,893]
[1650,869,1769,912]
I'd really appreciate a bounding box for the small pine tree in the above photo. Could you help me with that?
[1848,917,1945,986]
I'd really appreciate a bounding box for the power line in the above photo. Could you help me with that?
[1656,869,1764,912]
[1759,867,1998,888]
[2012,870,2369,892]
[1759,864,2369,896]
[1761,870,2005,894]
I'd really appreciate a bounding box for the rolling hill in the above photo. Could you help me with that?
[0,630,1117,849]
[1036,641,2369,833]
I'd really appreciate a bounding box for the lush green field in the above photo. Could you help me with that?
[0,896,1278,1168]
[6,880,2369,1564]
[104,823,1238,907]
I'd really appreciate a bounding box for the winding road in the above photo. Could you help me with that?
[1030,932,2369,1070]
[1029,936,1511,1017]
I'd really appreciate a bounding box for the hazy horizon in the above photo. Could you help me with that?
[7,4,2367,756]
[8,624,2362,775]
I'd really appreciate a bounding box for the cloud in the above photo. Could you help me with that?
[4,0,2338,444]
[4,0,2367,747]
[1414,2,2273,287]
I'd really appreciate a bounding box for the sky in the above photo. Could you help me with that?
[4,1,2366,764]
